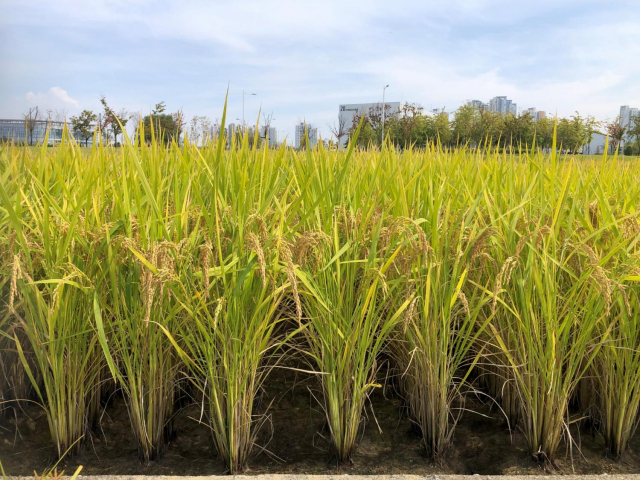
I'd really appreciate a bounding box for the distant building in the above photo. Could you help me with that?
[582,131,608,155]
[266,126,278,147]
[620,105,639,148]
[620,105,639,130]
[467,100,488,111]
[295,122,318,149]
[338,102,402,148]
[489,96,517,115]
[431,108,449,119]
[536,111,546,121]
[0,119,83,145]
[524,107,537,118]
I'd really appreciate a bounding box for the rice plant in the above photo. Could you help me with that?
[487,224,610,465]
[166,229,286,473]
[1,116,640,470]
[596,285,640,458]
[295,208,413,462]
[96,239,183,462]
[391,214,494,458]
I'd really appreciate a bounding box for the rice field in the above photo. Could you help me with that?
[1,114,640,474]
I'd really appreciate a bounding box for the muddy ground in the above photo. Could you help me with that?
[2,368,640,476]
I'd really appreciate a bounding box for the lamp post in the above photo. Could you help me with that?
[243,90,257,128]
[381,84,389,146]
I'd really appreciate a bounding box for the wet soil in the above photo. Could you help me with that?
[2,368,640,476]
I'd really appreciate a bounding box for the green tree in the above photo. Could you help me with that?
[606,116,626,153]
[473,111,504,148]
[100,96,128,146]
[143,113,176,145]
[70,110,97,147]
[432,112,452,145]
[451,104,477,146]
[534,117,555,151]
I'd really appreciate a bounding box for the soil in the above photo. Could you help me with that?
[2,368,640,476]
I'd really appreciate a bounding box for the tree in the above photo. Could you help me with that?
[606,116,626,153]
[188,115,211,145]
[143,112,176,145]
[100,96,128,146]
[451,104,477,146]
[432,112,452,145]
[628,114,640,155]
[260,112,275,147]
[534,117,555,151]
[328,115,349,150]
[141,102,187,146]
[70,110,97,147]
[472,110,504,148]
[23,106,41,145]
[172,110,185,146]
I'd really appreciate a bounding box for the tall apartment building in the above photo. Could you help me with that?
[295,122,318,149]
[536,111,546,121]
[267,126,278,147]
[620,105,639,149]
[620,105,639,131]
[489,96,517,115]
[524,107,537,118]
[467,100,488,111]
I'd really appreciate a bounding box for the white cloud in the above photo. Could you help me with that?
[2,1,639,132]
[26,86,79,108]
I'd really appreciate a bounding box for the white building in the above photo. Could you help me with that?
[524,107,537,118]
[266,126,278,147]
[338,102,401,147]
[582,132,608,155]
[294,122,318,149]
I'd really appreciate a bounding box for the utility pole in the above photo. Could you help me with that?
[382,84,389,146]
[243,90,256,128]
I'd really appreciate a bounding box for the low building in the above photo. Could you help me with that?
[338,102,401,148]
[582,132,607,155]
[0,119,84,145]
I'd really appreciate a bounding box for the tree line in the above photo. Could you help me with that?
[346,103,640,154]
[18,98,215,147]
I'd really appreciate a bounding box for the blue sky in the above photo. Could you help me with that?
[1,0,639,142]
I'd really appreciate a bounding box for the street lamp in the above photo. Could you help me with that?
[381,84,389,146]
[243,90,257,128]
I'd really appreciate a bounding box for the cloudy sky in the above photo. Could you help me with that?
[1,0,639,142]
